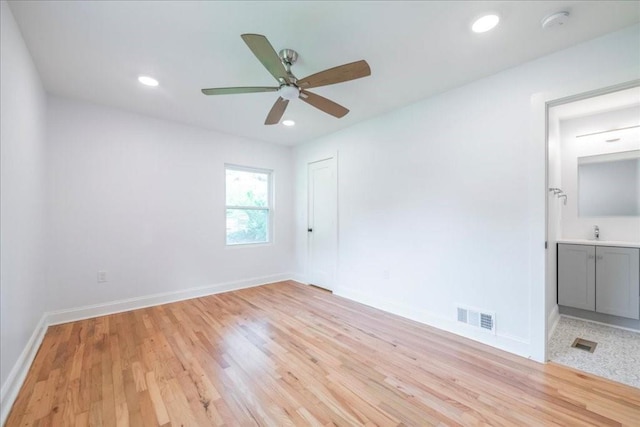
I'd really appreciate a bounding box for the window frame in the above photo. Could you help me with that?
[224,164,273,246]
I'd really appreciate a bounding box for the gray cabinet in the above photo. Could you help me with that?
[595,246,640,319]
[558,244,640,320]
[558,244,595,311]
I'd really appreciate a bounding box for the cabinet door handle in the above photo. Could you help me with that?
[597,255,603,260]
[588,255,595,259]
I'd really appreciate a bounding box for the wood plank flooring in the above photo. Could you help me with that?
[5,281,640,426]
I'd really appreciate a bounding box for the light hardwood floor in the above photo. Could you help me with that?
[6,281,640,426]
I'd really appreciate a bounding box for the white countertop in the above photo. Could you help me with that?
[557,239,640,249]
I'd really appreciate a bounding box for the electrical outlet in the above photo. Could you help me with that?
[97,271,107,283]
[382,270,390,280]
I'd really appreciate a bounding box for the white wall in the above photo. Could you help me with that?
[294,25,640,359]
[0,0,48,390]
[559,106,640,242]
[45,96,294,312]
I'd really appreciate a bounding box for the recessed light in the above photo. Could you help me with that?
[282,120,295,127]
[472,14,500,33]
[138,75,159,87]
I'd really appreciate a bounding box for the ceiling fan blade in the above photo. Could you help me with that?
[297,60,371,89]
[201,86,279,95]
[265,97,289,125]
[299,90,349,118]
[241,34,289,83]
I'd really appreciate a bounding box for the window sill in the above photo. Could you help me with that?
[225,242,273,249]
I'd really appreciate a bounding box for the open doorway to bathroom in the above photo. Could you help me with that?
[545,82,640,388]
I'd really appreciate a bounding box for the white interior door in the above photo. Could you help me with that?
[307,157,337,290]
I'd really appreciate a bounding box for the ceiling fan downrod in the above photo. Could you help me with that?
[278,48,299,83]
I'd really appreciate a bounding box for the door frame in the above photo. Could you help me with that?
[306,153,339,291]
[532,76,639,363]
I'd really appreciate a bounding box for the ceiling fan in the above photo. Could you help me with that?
[201,34,371,125]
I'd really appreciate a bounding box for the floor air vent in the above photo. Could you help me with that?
[571,338,597,353]
[457,306,496,334]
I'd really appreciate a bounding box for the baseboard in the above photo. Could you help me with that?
[334,286,532,359]
[288,273,309,285]
[1,273,292,425]
[547,305,560,342]
[47,273,291,326]
[0,314,48,426]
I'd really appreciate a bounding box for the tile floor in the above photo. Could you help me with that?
[548,316,640,388]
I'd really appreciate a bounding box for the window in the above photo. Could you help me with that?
[225,165,272,245]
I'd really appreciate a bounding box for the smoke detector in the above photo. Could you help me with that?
[542,11,570,29]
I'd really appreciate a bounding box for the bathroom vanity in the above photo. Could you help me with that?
[557,240,640,322]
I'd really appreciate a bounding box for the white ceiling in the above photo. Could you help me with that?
[8,1,640,146]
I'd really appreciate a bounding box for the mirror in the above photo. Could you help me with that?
[578,150,640,217]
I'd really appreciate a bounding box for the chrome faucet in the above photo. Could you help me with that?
[594,225,600,240]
